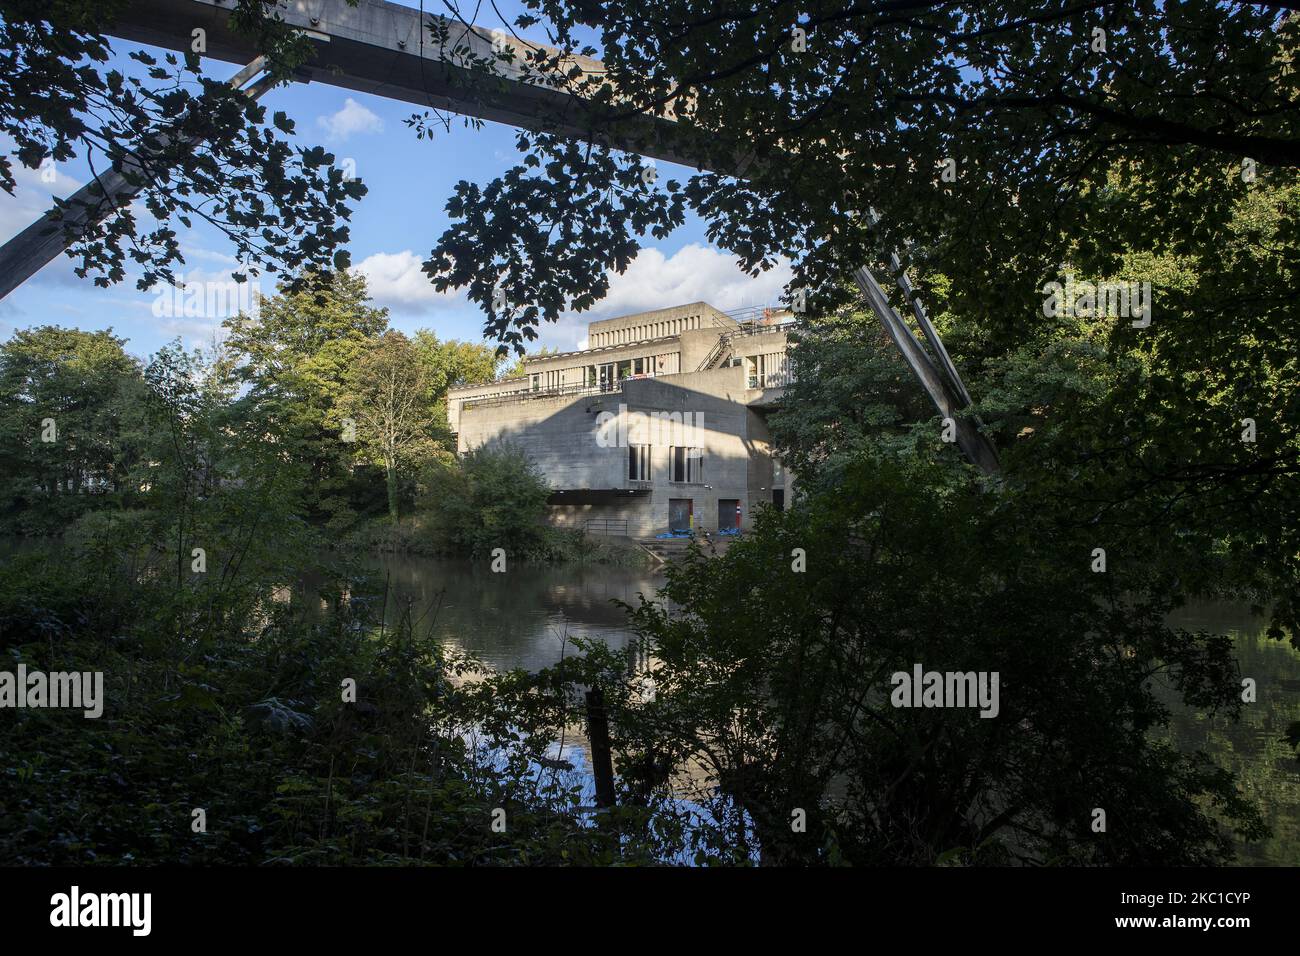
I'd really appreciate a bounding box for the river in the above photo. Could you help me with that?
[366,553,1300,865]
[3,537,1296,863]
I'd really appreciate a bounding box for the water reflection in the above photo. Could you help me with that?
[361,564,1300,866]
[363,554,665,673]
[1165,601,1300,866]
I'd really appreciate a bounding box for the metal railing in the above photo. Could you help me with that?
[585,517,629,536]
[696,332,734,371]
[733,319,798,337]
[724,304,791,325]
[462,380,624,410]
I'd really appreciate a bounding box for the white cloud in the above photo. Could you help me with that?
[317,98,384,141]
[350,243,791,354]
[0,155,85,245]
[532,244,794,352]
[352,250,464,310]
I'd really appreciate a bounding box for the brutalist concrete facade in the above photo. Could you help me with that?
[447,303,796,538]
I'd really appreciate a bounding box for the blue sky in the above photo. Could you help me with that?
[0,1,791,363]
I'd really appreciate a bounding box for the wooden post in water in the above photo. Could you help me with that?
[584,687,616,809]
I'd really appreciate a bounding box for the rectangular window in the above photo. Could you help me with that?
[671,446,703,483]
[628,444,651,482]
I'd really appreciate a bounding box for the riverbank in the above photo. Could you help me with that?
[337,515,655,567]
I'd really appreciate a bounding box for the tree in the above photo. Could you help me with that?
[0,0,363,291]
[582,449,1263,865]
[0,326,148,531]
[422,2,1299,346]
[340,331,431,520]
[222,270,390,526]
[412,330,502,446]
[424,443,552,556]
[770,310,930,486]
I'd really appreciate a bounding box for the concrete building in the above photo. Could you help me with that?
[447,302,796,538]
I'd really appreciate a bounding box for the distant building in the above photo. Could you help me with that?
[447,302,796,538]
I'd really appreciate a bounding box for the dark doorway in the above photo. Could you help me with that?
[718,499,740,531]
[772,489,784,511]
[669,498,693,534]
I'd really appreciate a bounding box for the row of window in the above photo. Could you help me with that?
[531,356,672,392]
[629,444,704,483]
[745,352,792,389]
[592,315,705,346]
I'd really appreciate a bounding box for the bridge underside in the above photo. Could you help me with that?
[110,0,689,165]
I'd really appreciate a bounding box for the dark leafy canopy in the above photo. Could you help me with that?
[581,450,1264,866]
[408,2,1300,864]
[428,2,1297,336]
[771,161,1300,639]
[426,132,686,353]
[0,0,364,289]
[433,2,1300,624]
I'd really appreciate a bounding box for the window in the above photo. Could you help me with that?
[671,446,703,483]
[628,444,651,482]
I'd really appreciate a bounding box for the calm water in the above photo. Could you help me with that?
[364,555,1300,865]
[4,538,1296,863]
[1165,602,1300,865]
[363,554,664,673]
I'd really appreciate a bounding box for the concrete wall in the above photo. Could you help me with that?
[455,361,783,537]
[447,304,793,537]
[586,301,734,348]
[521,342,682,380]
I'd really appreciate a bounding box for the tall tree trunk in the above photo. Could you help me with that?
[386,460,399,520]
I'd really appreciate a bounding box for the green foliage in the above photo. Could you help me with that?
[412,330,503,447]
[221,271,390,529]
[421,443,553,558]
[770,310,929,486]
[572,448,1265,865]
[0,539,636,865]
[0,326,150,533]
[339,330,432,520]
[0,0,363,289]
[427,130,685,352]
[427,3,1298,349]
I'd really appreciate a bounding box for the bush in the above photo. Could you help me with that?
[422,443,551,557]
[0,540,637,865]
